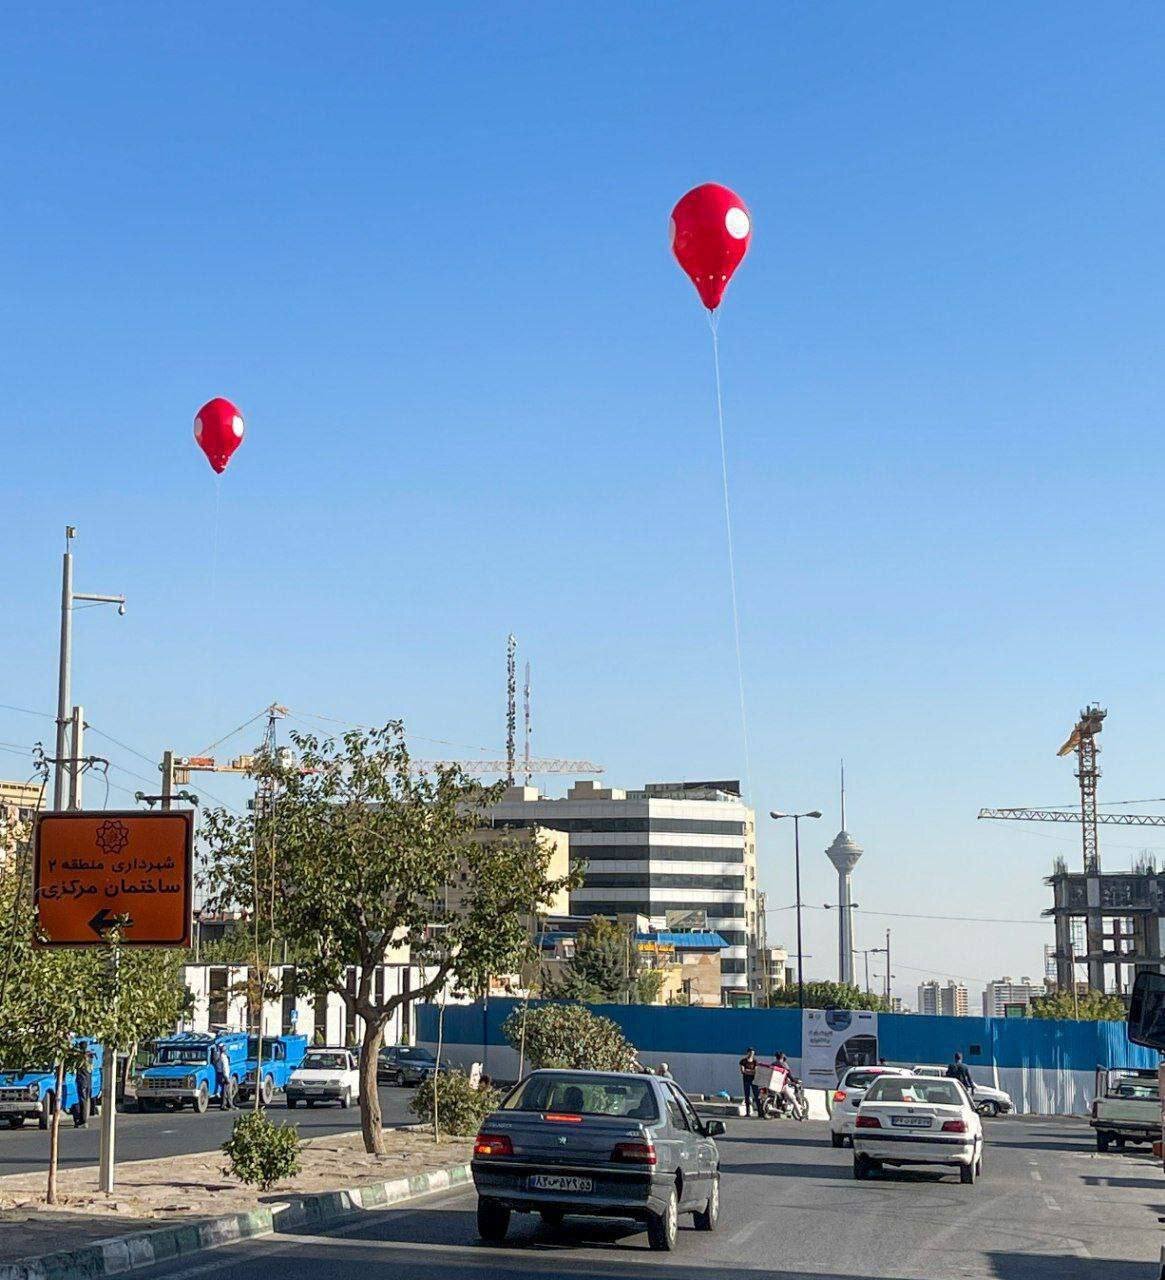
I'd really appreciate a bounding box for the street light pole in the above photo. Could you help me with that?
[54,527,125,812]
[770,809,822,1015]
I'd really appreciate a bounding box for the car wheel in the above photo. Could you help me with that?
[477,1198,511,1243]
[853,1154,871,1180]
[194,1083,209,1114]
[287,1097,298,1109]
[960,1159,977,1185]
[6,1115,25,1129]
[647,1185,679,1251]
[1115,1136,1126,1150]
[261,1076,274,1106]
[1096,1131,1111,1153]
[693,1174,719,1231]
[975,1149,983,1178]
[539,1210,565,1230]
[978,1100,999,1118]
[340,1089,351,1110]
[38,1094,54,1130]
[306,1099,316,1108]
[831,1131,845,1149]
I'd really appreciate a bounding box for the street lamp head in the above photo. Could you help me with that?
[117,601,126,617]
[806,810,823,819]
[769,810,787,820]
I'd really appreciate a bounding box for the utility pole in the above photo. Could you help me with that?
[884,929,891,1004]
[53,526,125,809]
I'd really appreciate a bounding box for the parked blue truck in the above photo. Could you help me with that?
[137,1031,248,1113]
[238,1034,308,1104]
[0,1037,103,1129]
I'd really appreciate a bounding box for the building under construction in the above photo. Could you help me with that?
[981,705,1165,997]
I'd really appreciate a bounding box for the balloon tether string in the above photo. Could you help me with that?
[708,309,753,806]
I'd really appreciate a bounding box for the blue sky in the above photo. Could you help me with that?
[4,3,1165,1003]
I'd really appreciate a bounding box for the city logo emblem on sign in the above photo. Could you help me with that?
[95,819,131,856]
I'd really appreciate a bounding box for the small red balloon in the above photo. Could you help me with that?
[193,398,245,474]
[670,183,752,310]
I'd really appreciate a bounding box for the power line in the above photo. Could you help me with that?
[764,903,1047,925]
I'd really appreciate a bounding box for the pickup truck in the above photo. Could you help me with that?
[0,1038,104,1129]
[1090,1067,1160,1152]
[238,1034,308,1104]
[137,1031,248,1113]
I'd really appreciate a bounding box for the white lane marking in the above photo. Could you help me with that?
[1029,1168,1042,1182]
[1044,1195,1061,1212]
[722,1218,767,1252]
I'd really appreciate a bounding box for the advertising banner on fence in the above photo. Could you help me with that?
[802,1008,879,1089]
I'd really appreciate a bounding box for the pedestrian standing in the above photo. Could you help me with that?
[214,1044,233,1110]
[72,1053,93,1128]
[739,1047,761,1117]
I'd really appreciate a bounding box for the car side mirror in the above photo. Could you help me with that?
[703,1119,726,1137]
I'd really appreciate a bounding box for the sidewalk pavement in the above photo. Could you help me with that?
[0,1124,471,1279]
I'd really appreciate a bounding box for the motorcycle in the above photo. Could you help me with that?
[761,1076,806,1121]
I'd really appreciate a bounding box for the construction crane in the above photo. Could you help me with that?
[410,758,602,777]
[172,704,292,790]
[976,705,1149,994]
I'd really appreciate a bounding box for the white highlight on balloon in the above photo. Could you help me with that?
[193,417,203,441]
[232,415,244,438]
[725,207,750,240]
[668,216,676,246]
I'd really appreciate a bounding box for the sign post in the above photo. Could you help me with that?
[34,810,193,1193]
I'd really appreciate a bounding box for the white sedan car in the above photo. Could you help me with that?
[852,1074,983,1184]
[286,1047,360,1109]
[911,1065,1014,1117]
[829,1066,913,1147]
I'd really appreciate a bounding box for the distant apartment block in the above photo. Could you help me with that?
[982,976,1045,1019]
[917,979,968,1017]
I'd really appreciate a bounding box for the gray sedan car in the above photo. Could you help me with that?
[471,1069,724,1251]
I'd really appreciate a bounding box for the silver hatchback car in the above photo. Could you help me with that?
[471,1069,724,1252]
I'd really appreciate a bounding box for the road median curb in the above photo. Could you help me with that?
[0,1162,472,1280]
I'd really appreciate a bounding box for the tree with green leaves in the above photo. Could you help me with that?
[1029,989,1126,1021]
[766,980,889,1012]
[503,1003,637,1072]
[543,916,662,1004]
[199,722,577,1155]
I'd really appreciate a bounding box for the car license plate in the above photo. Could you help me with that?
[892,1116,932,1128]
[528,1175,593,1193]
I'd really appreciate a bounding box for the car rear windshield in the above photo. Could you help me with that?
[1109,1078,1159,1099]
[503,1073,659,1121]
[398,1048,434,1061]
[844,1070,885,1091]
[302,1053,348,1071]
[867,1077,963,1106]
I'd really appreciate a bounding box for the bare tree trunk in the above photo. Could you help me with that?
[358,1016,387,1156]
[46,1062,65,1205]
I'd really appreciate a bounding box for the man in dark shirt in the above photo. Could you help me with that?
[945,1051,975,1098]
[739,1047,761,1117]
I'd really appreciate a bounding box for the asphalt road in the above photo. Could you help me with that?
[0,1085,416,1176]
[126,1113,1164,1280]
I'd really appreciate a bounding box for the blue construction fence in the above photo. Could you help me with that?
[418,998,1153,1073]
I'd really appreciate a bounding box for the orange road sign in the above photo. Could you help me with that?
[33,811,194,947]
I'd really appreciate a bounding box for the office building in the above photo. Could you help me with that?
[489,778,757,999]
[982,976,1045,1019]
[917,979,969,1018]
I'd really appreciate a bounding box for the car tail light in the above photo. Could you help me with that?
[855,1114,881,1129]
[544,1112,582,1123]
[833,1090,847,1103]
[941,1119,968,1133]
[474,1133,514,1157]
[612,1140,657,1165]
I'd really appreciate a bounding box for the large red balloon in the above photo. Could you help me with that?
[670,183,752,310]
[193,398,245,474]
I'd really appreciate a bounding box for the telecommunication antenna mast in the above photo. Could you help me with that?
[523,661,532,785]
[506,635,517,786]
